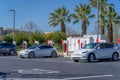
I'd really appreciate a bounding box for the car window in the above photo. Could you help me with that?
[4,43,11,46]
[99,43,105,49]
[28,45,39,49]
[47,46,53,48]
[82,43,99,49]
[0,43,15,47]
[0,43,4,46]
[39,45,53,49]
[105,43,114,48]
[0,43,4,47]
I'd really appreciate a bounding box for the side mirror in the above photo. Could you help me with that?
[96,46,100,49]
[36,47,40,50]
[116,46,119,49]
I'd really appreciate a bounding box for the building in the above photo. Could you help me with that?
[0,27,20,36]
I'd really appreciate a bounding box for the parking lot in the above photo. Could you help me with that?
[0,56,120,80]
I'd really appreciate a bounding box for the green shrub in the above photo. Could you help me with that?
[4,34,13,43]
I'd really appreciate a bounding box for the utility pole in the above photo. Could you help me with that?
[9,9,15,41]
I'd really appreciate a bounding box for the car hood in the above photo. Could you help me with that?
[19,49,34,54]
[73,49,94,54]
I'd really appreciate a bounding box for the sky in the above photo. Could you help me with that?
[0,0,120,34]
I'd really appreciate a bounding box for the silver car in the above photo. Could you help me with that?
[18,44,58,58]
[71,42,120,62]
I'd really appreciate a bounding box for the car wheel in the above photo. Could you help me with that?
[74,60,79,62]
[51,51,57,58]
[28,52,35,58]
[88,53,95,62]
[112,53,119,61]
[9,50,16,56]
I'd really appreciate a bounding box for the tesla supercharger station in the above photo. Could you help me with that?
[22,41,27,49]
[13,41,16,45]
[62,40,68,57]
[78,39,80,49]
[47,40,54,46]
[34,40,39,45]
[118,38,120,44]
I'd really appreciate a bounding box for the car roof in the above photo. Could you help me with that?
[91,42,113,44]
[88,42,114,46]
[35,44,52,47]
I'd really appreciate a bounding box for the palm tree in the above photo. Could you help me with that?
[48,7,70,34]
[90,0,107,34]
[103,5,120,43]
[70,4,94,36]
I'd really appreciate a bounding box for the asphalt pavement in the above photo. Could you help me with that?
[0,56,120,80]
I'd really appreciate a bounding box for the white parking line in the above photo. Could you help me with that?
[64,74,114,80]
[15,68,60,74]
[1,75,114,80]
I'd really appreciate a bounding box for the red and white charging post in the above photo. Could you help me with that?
[78,39,80,49]
[34,40,39,45]
[22,41,27,49]
[62,40,68,57]
[118,38,120,44]
[47,40,54,46]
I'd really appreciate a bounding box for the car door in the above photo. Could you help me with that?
[0,43,4,54]
[104,43,114,58]
[0,43,9,53]
[38,45,51,56]
[95,43,108,59]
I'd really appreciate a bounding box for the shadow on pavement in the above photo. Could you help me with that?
[78,59,120,63]
[0,72,7,78]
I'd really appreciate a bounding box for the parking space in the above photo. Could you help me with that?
[0,56,120,80]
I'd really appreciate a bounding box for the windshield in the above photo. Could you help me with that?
[82,43,99,49]
[28,45,39,49]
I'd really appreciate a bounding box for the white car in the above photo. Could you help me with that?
[71,42,120,62]
[18,44,58,58]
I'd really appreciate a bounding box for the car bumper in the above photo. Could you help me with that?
[18,53,28,58]
[71,54,88,60]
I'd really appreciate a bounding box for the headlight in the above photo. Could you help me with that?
[82,51,88,53]
[25,50,29,52]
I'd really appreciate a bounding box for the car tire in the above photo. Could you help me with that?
[9,50,16,56]
[28,52,35,58]
[112,53,119,61]
[74,60,79,62]
[51,51,57,58]
[88,53,95,62]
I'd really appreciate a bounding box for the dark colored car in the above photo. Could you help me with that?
[0,42,17,55]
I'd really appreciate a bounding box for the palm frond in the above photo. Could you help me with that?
[73,20,79,25]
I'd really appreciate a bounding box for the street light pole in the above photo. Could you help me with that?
[97,0,99,42]
[9,9,15,41]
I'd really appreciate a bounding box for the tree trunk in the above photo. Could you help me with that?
[61,21,66,34]
[100,6,105,35]
[82,21,87,37]
[100,24,105,34]
[108,22,113,44]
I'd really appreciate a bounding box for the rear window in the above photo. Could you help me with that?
[105,43,114,48]
[28,45,39,49]
[40,45,53,49]
[0,43,15,47]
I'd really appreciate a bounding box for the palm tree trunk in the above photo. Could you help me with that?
[100,25,105,34]
[61,21,66,34]
[100,6,105,35]
[82,21,87,37]
[108,22,113,43]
